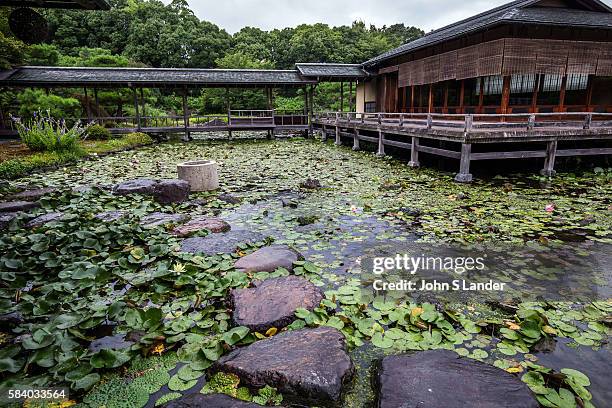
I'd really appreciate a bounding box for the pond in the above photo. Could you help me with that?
[0,136,610,407]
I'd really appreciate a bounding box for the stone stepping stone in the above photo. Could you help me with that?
[377,350,538,408]
[94,210,127,222]
[0,201,40,213]
[10,187,58,201]
[26,212,65,228]
[234,245,300,273]
[113,178,157,195]
[218,193,242,204]
[180,230,265,255]
[215,327,353,403]
[166,393,260,408]
[172,216,231,237]
[231,276,323,332]
[140,212,189,228]
[0,212,18,229]
[153,179,190,204]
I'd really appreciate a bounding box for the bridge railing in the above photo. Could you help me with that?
[314,111,612,132]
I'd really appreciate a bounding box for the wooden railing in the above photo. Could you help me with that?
[314,112,612,133]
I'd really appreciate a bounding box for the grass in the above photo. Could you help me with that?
[0,132,153,180]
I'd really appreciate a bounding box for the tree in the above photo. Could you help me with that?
[26,44,60,66]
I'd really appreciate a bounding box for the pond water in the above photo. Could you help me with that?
[3,136,611,407]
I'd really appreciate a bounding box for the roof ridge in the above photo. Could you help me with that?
[19,66,300,73]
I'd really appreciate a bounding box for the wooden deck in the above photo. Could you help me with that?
[313,112,612,182]
[0,110,309,139]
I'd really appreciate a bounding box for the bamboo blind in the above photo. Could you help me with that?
[478,39,505,76]
[596,41,612,76]
[397,61,412,88]
[379,65,399,74]
[535,39,568,75]
[438,50,457,81]
[456,44,479,80]
[502,38,537,75]
[422,55,440,84]
[567,41,599,74]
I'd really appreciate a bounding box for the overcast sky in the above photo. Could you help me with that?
[163,0,612,34]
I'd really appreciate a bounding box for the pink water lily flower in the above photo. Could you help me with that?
[545,204,555,212]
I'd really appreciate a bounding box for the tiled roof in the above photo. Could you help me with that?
[296,63,368,78]
[364,0,612,66]
[0,67,317,87]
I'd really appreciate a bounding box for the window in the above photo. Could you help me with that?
[542,75,562,92]
[476,75,503,106]
[509,74,536,106]
[566,73,588,91]
[365,102,376,113]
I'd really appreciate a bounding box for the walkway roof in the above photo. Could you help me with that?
[0,66,319,88]
[295,63,368,81]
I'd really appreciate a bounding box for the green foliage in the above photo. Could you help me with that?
[122,132,153,146]
[0,31,25,69]
[0,150,82,180]
[521,363,596,408]
[201,372,283,406]
[17,89,82,120]
[12,111,88,152]
[58,47,134,67]
[252,385,283,406]
[26,44,61,66]
[86,124,112,140]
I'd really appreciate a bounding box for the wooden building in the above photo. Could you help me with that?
[358,0,612,115]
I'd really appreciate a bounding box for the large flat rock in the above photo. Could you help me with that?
[113,178,157,196]
[172,216,231,237]
[0,201,40,213]
[215,327,353,403]
[234,245,300,273]
[140,212,189,228]
[11,187,58,201]
[231,276,323,331]
[0,212,18,229]
[166,393,259,408]
[153,179,190,204]
[180,230,265,255]
[377,350,538,408]
[26,212,65,228]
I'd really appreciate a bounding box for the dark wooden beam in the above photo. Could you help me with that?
[558,75,567,112]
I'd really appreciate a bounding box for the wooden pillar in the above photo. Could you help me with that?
[443,83,449,113]
[410,85,415,113]
[352,127,360,151]
[84,87,92,121]
[478,77,485,113]
[132,88,141,131]
[558,75,567,112]
[140,88,146,127]
[94,88,100,121]
[459,80,465,113]
[226,87,232,139]
[340,82,344,112]
[182,88,190,141]
[531,74,541,113]
[376,129,385,157]
[454,143,473,183]
[585,75,594,110]
[501,75,511,115]
[335,112,341,145]
[541,140,558,177]
[408,136,420,168]
[349,81,354,112]
[428,83,434,113]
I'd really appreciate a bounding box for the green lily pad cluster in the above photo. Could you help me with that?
[522,363,596,408]
[202,372,283,406]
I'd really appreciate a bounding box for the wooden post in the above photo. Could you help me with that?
[132,88,141,131]
[335,112,341,145]
[454,143,473,183]
[340,82,344,112]
[84,87,92,122]
[478,77,484,113]
[308,85,314,137]
[558,75,567,112]
[408,136,420,168]
[376,129,385,157]
[443,83,449,113]
[321,124,327,141]
[428,83,433,113]
[583,113,592,130]
[501,75,511,115]
[427,113,433,130]
[182,88,190,141]
[459,80,465,113]
[541,140,558,177]
[349,81,354,111]
[531,74,540,113]
[410,85,415,113]
[94,88,100,123]
[464,114,473,132]
[140,88,146,127]
[585,75,594,110]
[226,87,232,140]
[352,127,360,151]
[527,114,536,131]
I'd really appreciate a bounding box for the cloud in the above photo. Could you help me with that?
[165,0,612,34]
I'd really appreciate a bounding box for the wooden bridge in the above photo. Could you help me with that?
[0,110,309,140]
[313,112,612,182]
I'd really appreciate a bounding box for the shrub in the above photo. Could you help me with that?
[86,124,112,140]
[0,150,83,180]
[17,89,82,119]
[123,132,153,145]
[11,110,90,152]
